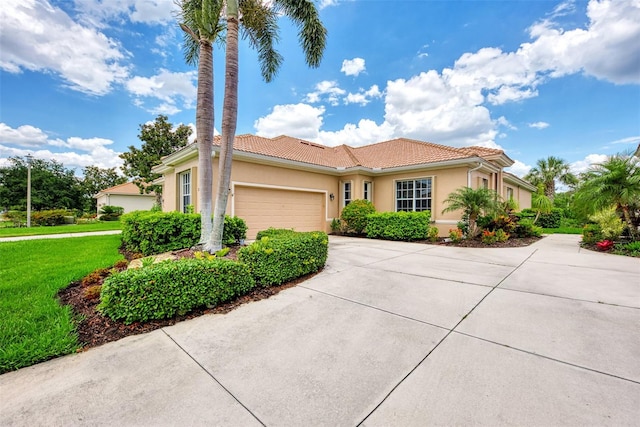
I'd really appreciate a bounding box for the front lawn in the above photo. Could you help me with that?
[0,221,122,238]
[0,235,124,373]
[542,227,583,234]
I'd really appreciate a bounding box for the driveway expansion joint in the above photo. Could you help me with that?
[160,329,267,426]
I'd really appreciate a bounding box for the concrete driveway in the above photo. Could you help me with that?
[1,234,639,426]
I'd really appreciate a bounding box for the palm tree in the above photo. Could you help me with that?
[530,184,553,224]
[207,0,327,251]
[442,187,501,237]
[524,156,577,202]
[574,153,640,238]
[178,0,224,246]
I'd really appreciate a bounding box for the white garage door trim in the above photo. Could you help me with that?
[231,181,331,221]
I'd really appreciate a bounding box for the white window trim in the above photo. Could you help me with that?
[364,181,373,202]
[179,170,191,213]
[342,181,352,207]
[394,177,433,213]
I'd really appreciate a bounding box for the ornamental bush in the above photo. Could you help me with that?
[31,209,73,226]
[512,218,543,238]
[366,211,431,241]
[99,205,124,221]
[340,199,376,234]
[239,229,328,287]
[520,208,562,228]
[121,211,247,255]
[121,211,200,255]
[99,258,255,324]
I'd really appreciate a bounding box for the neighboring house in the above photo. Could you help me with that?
[152,135,536,239]
[94,182,156,215]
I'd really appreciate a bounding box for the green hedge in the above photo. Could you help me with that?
[341,199,376,234]
[99,258,255,324]
[366,211,431,241]
[121,211,247,255]
[239,229,328,286]
[519,208,563,228]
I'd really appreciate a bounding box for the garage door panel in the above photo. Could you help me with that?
[234,186,325,239]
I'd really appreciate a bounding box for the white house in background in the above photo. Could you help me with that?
[94,182,155,215]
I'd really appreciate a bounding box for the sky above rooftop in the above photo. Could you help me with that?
[1,0,639,178]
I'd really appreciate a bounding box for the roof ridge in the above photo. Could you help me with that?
[340,145,361,166]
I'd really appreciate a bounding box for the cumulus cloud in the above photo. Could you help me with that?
[74,0,177,26]
[317,120,395,147]
[505,160,532,177]
[0,123,123,170]
[341,58,366,77]
[570,153,609,174]
[254,104,325,140]
[305,81,346,106]
[344,85,383,106]
[0,123,50,147]
[529,121,550,129]
[0,0,130,96]
[255,0,638,150]
[318,0,339,9]
[126,69,197,114]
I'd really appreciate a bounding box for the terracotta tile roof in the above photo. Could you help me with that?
[209,134,508,170]
[96,182,154,195]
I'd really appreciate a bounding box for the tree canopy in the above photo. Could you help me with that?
[524,156,577,202]
[0,157,83,211]
[81,166,128,212]
[120,115,192,202]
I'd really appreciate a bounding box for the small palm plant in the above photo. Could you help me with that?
[442,187,500,237]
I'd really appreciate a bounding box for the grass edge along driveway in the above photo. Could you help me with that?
[0,221,122,238]
[0,234,124,373]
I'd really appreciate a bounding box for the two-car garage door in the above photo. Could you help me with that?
[233,185,326,239]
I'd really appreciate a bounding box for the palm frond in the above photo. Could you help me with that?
[240,0,283,82]
[274,0,327,68]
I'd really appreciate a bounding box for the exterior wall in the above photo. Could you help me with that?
[96,194,155,214]
[372,166,469,236]
[160,155,533,237]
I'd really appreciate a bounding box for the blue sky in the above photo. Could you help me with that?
[1,0,639,178]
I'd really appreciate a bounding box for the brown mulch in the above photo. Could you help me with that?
[57,246,320,352]
[423,236,544,248]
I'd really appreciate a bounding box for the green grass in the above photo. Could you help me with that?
[543,227,583,235]
[0,235,124,373]
[0,221,121,237]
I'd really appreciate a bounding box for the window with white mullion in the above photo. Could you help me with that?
[179,171,191,213]
[343,181,352,206]
[396,178,431,212]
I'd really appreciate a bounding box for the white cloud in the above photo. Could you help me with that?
[0,123,50,147]
[0,123,123,170]
[305,81,346,106]
[317,119,395,147]
[254,104,325,140]
[506,160,532,177]
[529,121,550,129]
[0,0,130,96]
[344,85,383,106]
[318,0,339,9]
[126,69,197,114]
[570,153,609,174]
[496,116,517,130]
[341,58,366,77]
[74,0,177,26]
[609,135,640,145]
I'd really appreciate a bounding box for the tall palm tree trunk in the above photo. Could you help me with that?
[197,38,214,245]
[207,3,239,252]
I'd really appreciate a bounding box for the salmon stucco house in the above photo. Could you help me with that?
[152,134,535,239]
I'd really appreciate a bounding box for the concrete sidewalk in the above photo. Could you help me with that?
[1,234,639,426]
[0,230,121,242]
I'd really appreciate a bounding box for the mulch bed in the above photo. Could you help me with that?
[57,246,320,352]
[57,236,542,352]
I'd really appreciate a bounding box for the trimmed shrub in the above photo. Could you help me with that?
[520,208,562,228]
[223,215,248,244]
[121,211,200,255]
[366,211,431,241]
[99,258,255,324]
[590,207,624,241]
[340,199,376,234]
[121,211,248,255]
[512,218,543,238]
[582,223,603,245]
[99,205,124,221]
[238,230,328,287]
[31,209,72,226]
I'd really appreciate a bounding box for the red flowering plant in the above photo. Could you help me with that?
[596,240,615,251]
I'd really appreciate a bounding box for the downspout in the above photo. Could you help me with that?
[467,162,482,187]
